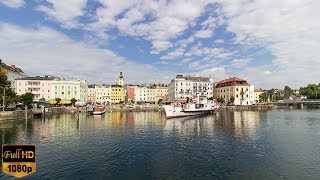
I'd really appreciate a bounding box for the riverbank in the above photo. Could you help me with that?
[0,104,278,120]
[218,104,276,111]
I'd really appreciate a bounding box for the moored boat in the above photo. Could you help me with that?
[93,106,106,115]
[163,96,219,119]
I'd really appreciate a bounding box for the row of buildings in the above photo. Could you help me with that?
[1,60,264,105]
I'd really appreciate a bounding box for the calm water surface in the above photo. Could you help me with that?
[0,109,320,179]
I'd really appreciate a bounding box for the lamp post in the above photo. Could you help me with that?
[2,86,5,112]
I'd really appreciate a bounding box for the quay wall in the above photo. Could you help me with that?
[218,104,276,111]
[0,110,33,121]
[0,105,276,120]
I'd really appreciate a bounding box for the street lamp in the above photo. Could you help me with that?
[0,84,9,112]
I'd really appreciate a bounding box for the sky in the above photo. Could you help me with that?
[0,0,319,89]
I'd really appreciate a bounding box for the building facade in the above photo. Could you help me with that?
[254,89,264,103]
[87,72,125,104]
[51,78,87,104]
[15,76,55,101]
[0,60,28,92]
[168,75,213,100]
[213,77,255,105]
[126,86,135,102]
[133,85,168,103]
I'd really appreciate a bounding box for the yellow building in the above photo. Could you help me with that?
[110,85,125,103]
[213,77,255,105]
[110,72,125,104]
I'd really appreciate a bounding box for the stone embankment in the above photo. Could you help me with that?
[0,104,277,120]
[218,104,276,111]
[0,110,33,121]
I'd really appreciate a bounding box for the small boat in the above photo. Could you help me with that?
[163,96,219,119]
[93,106,106,115]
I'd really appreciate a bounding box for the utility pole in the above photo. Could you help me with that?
[2,86,5,112]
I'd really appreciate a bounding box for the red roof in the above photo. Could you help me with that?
[215,77,250,87]
[254,89,263,92]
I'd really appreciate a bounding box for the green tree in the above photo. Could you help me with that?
[71,98,77,106]
[284,85,294,98]
[55,98,61,105]
[300,84,320,99]
[230,96,235,104]
[20,92,34,107]
[0,69,18,106]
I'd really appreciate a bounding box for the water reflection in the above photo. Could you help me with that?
[164,111,264,140]
[0,110,319,179]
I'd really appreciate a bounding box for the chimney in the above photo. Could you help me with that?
[11,65,16,69]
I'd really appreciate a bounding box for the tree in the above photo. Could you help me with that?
[230,96,235,104]
[20,92,34,108]
[157,99,163,104]
[300,84,320,99]
[259,92,268,102]
[55,98,61,105]
[0,68,19,106]
[284,85,294,98]
[71,98,77,106]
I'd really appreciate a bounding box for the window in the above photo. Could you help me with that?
[236,88,238,91]
[42,83,44,86]
[62,92,64,95]
[48,90,50,92]
[236,95,238,97]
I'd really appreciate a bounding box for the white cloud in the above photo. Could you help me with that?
[194,29,213,38]
[0,23,172,84]
[214,39,224,43]
[160,47,185,60]
[0,0,25,8]
[230,58,251,68]
[88,0,212,53]
[219,0,320,88]
[36,0,88,28]
[191,67,226,82]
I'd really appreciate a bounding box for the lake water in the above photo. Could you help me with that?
[0,109,320,179]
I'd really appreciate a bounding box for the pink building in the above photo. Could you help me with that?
[127,86,135,102]
[15,76,55,101]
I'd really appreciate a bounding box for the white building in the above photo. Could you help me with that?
[133,85,168,103]
[168,75,213,100]
[0,60,28,92]
[15,76,55,101]
[86,85,112,104]
[52,78,87,103]
[213,77,255,105]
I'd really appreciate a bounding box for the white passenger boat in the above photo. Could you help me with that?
[163,96,219,119]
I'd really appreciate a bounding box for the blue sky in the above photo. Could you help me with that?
[0,0,319,89]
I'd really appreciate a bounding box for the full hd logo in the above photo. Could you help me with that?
[2,145,36,178]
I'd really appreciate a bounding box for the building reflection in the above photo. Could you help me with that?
[163,115,215,137]
[215,110,263,139]
[163,111,263,139]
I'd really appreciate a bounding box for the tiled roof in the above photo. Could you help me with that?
[215,77,250,87]
[0,60,26,74]
[175,75,210,82]
[16,76,55,80]
[254,89,263,92]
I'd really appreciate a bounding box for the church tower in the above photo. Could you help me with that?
[118,72,124,87]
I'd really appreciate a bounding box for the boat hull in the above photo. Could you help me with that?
[92,110,106,115]
[163,105,215,119]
